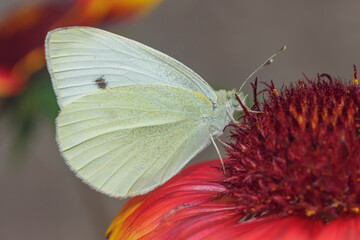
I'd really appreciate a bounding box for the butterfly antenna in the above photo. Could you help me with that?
[238,46,287,92]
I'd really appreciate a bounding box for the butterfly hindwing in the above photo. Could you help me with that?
[57,85,213,197]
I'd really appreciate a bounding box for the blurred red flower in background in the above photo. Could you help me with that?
[107,71,360,239]
[0,0,162,97]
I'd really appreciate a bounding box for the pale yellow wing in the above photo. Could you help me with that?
[57,85,214,197]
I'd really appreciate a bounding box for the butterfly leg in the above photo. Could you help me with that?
[214,136,233,150]
[226,108,239,123]
[210,135,226,174]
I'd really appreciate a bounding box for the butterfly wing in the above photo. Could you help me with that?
[45,27,217,109]
[57,85,214,197]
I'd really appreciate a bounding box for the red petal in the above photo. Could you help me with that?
[205,216,324,240]
[316,215,360,240]
[106,159,246,240]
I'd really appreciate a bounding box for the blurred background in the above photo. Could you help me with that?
[1,0,359,239]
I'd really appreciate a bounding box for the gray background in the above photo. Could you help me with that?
[1,1,360,239]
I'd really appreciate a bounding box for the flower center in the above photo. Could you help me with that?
[224,70,360,223]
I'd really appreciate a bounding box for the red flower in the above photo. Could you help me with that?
[0,0,162,97]
[107,70,360,239]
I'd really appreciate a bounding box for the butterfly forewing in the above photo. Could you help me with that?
[45,27,218,109]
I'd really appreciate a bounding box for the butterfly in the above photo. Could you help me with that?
[45,27,248,198]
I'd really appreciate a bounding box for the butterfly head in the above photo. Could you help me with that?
[213,89,247,128]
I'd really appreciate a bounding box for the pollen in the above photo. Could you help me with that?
[272,88,279,96]
[306,209,316,217]
[353,65,358,85]
[351,207,359,213]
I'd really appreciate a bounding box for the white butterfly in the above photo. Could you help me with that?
[45,27,246,197]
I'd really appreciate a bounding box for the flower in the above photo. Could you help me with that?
[0,0,163,158]
[0,0,162,97]
[107,68,360,239]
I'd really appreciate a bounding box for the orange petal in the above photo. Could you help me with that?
[72,0,163,25]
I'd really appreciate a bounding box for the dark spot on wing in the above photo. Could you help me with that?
[94,75,107,89]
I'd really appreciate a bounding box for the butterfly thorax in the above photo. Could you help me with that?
[207,89,239,137]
